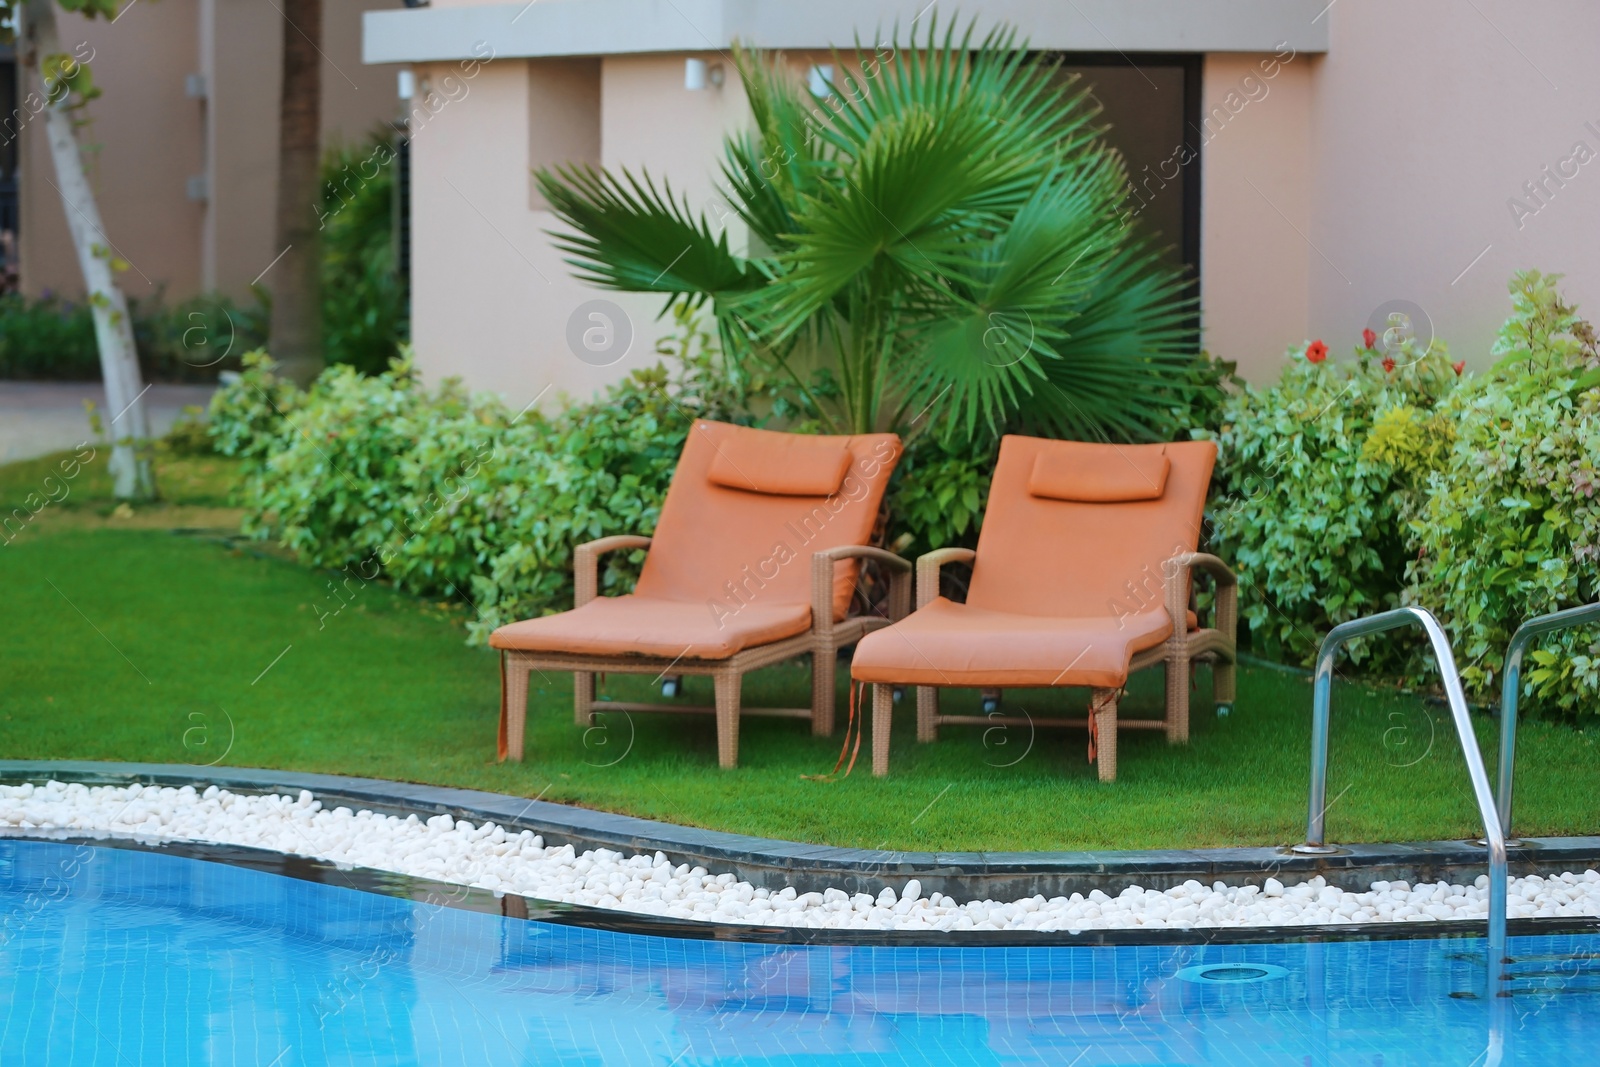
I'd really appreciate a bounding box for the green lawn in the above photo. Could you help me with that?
[2,450,1596,852]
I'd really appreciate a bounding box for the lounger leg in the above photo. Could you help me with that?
[872,684,895,777]
[811,647,837,737]
[714,670,742,769]
[1165,644,1191,745]
[1091,688,1118,783]
[574,671,595,727]
[1215,655,1237,710]
[916,686,939,743]
[504,654,531,762]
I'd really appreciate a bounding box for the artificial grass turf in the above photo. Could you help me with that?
[4,518,1598,853]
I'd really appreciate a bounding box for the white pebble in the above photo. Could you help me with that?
[3,780,1594,933]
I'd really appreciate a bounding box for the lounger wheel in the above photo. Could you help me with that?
[981,689,1002,714]
[662,675,684,698]
[892,686,904,704]
[1216,702,1232,718]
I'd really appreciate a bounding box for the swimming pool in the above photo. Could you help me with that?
[1,838,1591,1065]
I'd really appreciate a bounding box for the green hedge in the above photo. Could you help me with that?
[1202,333,1460,667]
[0,291,266,382]
[1406,271,1600,717]
[1206,270,1600,719]
[212,353,702,643]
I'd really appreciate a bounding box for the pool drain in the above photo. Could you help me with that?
[1176,962,1289,985]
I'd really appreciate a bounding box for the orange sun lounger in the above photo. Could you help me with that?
[850,436,1237,782]
[489,419,908,768]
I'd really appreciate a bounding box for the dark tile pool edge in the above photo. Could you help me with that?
[11,828,1597,950]
[4,760,1596,901]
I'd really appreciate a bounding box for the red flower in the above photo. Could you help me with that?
[1452,360,1466,376]
[1381,356,1396,373]
[1362,328,1377,350]
[1305,340,1328,364]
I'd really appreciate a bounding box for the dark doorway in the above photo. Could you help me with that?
[1045,54,1202,288]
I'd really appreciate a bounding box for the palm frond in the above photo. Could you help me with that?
[535,165,758,303]
[819,17,1102,206]
[753,105,1037,338]
[720,133,799,256]
[534,14,1197,440]
[1014,243,1199,441]
[881,151,1135,437]
[719,46,841,255]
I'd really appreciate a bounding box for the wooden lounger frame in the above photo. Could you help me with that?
[501,536,911,768]
[870,549,1237,783]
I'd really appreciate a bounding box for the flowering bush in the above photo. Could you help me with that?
[1405,271,1600,717]
[1202,334,1460,666]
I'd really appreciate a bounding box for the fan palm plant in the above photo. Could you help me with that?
[537,18,1197,441]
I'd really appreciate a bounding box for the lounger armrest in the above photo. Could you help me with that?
[573,535,653,607]
[916,547,977,611]
[811,545,913,636]
[1162,552,1237,640]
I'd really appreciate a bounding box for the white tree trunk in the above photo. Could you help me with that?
[25,0,155,500]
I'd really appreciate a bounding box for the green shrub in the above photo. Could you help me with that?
[209,338,731,640]
[464,369,703,640]
[0,290,266,382]
[133,292,268,382]
[321,132,407,374]
[1406,271,1600,717]
[0,293,98,378]
[1202,334,1460,666]
[886,436,995,560]
[234,357,467,569]
[208,350,301,463]
[213,308,1248,642]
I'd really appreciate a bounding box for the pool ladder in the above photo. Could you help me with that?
[1493,601,1600,845]
[1287,607,1508,1003]
[1282,602,1600,1065]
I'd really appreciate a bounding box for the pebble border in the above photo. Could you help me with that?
[6,776,1600,934]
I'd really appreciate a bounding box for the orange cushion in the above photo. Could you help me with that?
[848,597,1174,689]
[1029,442,1169,502]
[705,433,852,496]
[489,595,812,661]
[968,437,1215,619]
[641,422,900,622]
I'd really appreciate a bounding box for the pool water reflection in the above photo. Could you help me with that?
[0,839,1591,1065]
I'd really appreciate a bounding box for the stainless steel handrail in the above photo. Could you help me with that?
[1497,601,1600,841]
[1290,607,1506,1000]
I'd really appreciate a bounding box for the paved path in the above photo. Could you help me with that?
[0,380,217,464]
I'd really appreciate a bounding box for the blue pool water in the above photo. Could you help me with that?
[0,839,1594,1065]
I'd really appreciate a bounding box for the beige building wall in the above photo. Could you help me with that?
[1201,0,1600,379]
[1306,0,1600,373]
[385,0,1600,390]
[407,51,751,412]
[1198,52,1315,380]
[20,0,403,306]
[20,0,205,303]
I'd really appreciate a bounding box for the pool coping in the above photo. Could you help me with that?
[4,759,1598,900]
[12,828,1600,950]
